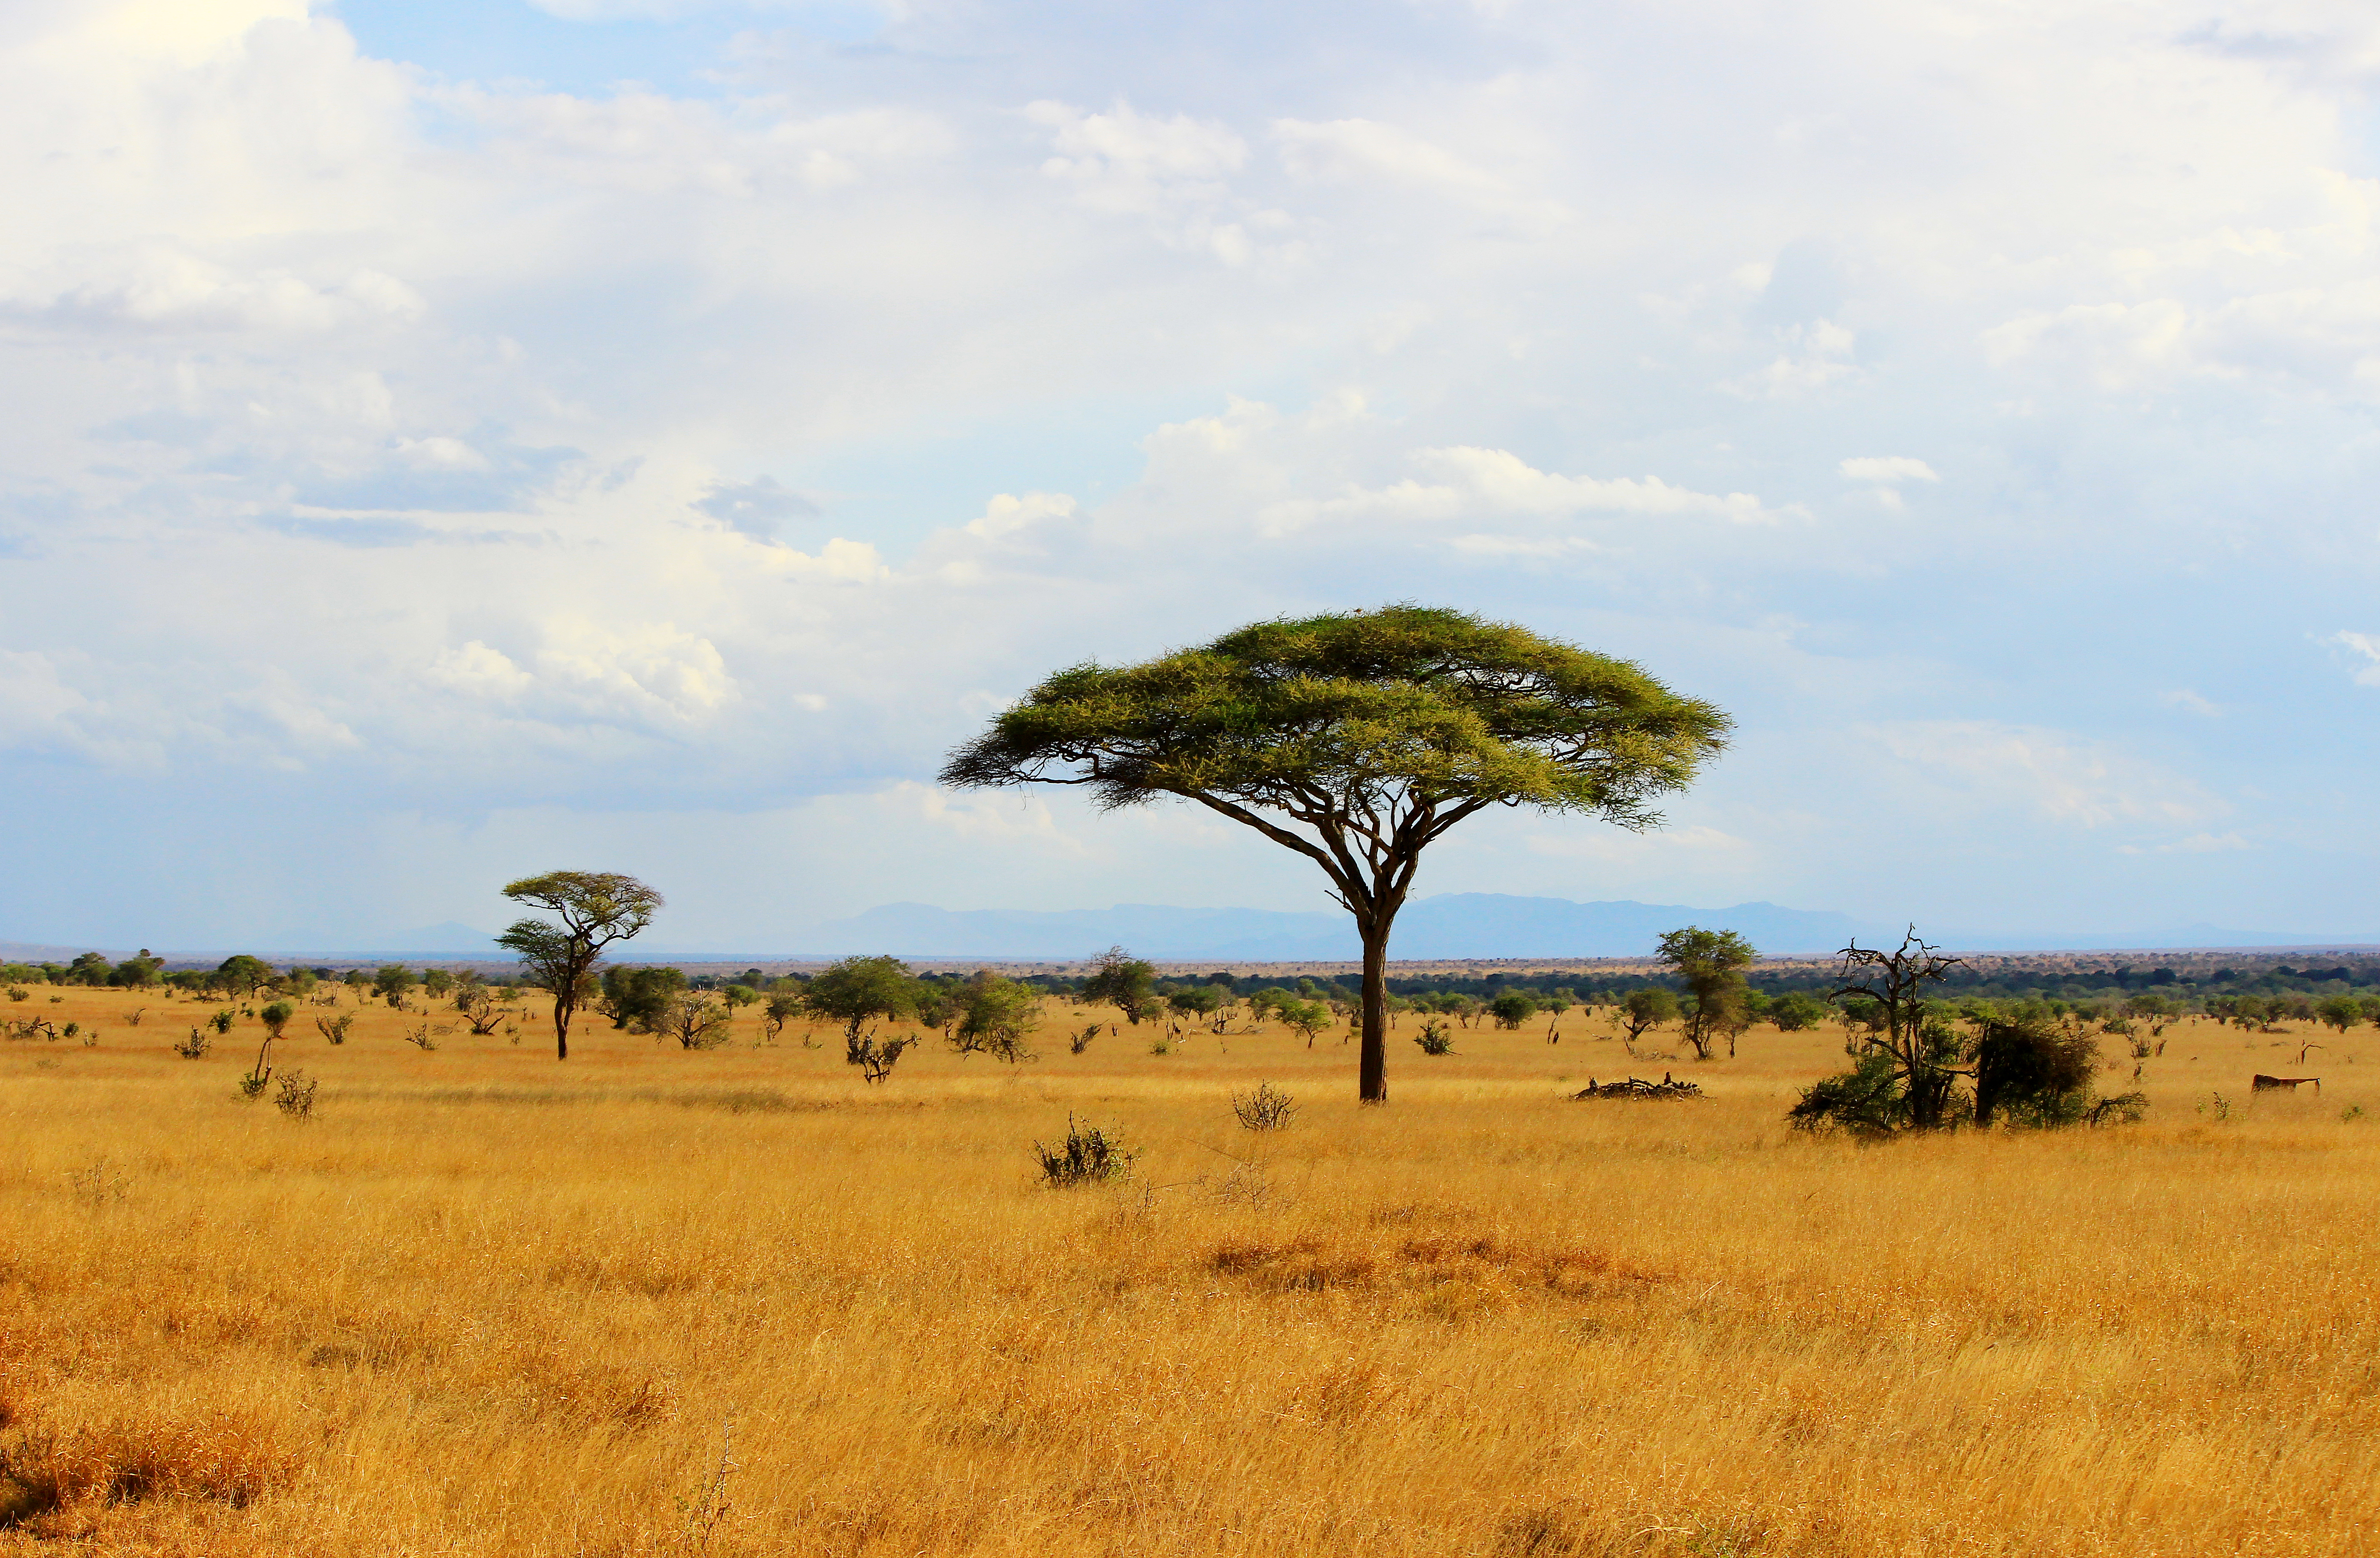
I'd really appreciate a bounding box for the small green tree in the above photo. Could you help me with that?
[1769,991,1830,1032]
[1082,946,1159,1024]
[1620,987,1678,1052]
[2316,994,2364,1034]
[217,955,274,998]
[950,973,1042,1063]
[1278,998,1333,1047]
[1656,926,1757,1059]
[599,965,687,1032]
[1488,991,1539,1030]
[1167,985,1224,1023]
[940,605,1729,1103]
[373,965,418,1006]
[422,969,454,998]
[495,870,665,1060]
[801,956,920,1065]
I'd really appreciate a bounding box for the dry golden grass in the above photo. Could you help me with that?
[2,984,2376,1555]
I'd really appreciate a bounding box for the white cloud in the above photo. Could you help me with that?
[1839,456,1940,485]
[1876,721,2226,831]
[2333,631,2380,686]
[2161,688,2222,716]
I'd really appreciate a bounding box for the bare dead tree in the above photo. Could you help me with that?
[1831,926,1966,1129]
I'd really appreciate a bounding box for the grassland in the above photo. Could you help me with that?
[1,984,2374,1556]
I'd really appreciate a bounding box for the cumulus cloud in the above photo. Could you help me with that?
[6,0,2380,941]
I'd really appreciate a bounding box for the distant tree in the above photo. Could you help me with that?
[722,984,760,1012]
[950,973,1042,1063]
[65,951,112,985]
[1278,998,1333,1047]
[657,991,733,1049]
[495,870,665,1060]
[108,952,163,988]
[373,965,417,1006]
[600,966,687,1032]
[1656,926,1758,1059]
[802,955,920,1066]
[1620,987,1678,1052]
[1488,991,1539,1030]
[1168,985,1224,1022]
[258,1001,296,1041]
[1082,947,1159,1025]
[940,605,1729,1103]
[1769,991,1831,1032]
[762,990,801,1045]
[422,969,454,998]
[2316,994,2364,1033]
[1542,988,1576,1018]
[217,955,274,998]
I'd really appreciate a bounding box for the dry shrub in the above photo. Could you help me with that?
[0,1410,297,1527]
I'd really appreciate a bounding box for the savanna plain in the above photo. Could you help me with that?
[2,984,2375,1557]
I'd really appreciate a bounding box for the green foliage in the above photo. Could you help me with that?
[657,990,734,1050]
[64,951,112,985]
[1276,998,1333,1045]
[1769,991,1830,1032]
[208,1008,236,1035]
[950,973,1042,1063]
[600,965,687,1032]
[1657,925,1758,1059]
[216,955,273,997]
[721,984,760,1010]
[1488,991,1538,1029]
[1168,985,1224,1019]
[1620,987,1679,1046]
[802,955,920,1060]
[108,953,163,988]
[2316,994,2365,1033]
[1787,1049,1905,1137]
[1414,1020,1454,1055]
[372,965,417,1005]
[422,969,454,998]
[1082,947,1159,1024]
[258,1001,295,1039]
[1973,1019,2101,1128]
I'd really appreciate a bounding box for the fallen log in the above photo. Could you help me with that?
[1572,1073,1703,1100]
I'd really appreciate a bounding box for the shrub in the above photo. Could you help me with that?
[949,974,1041,1064]
[207,1009,235,1035]
[600,965,687,1032]
[274,1071,318,1120]
[1414,1021,1454,1056]
[1034,1116,1134,1187]
[1787,1049,1904,1137]
[1769,991,1830,1032]
[1973,1020,2100,1127]
[3,987,24,1003]
[173,1028,211,1059]
[848,1032,916,1084]
[1069,1022,1101,1055]
[1231,1081,1298,1131]
[258,1001,294,1040]
[315,1013,353,1045]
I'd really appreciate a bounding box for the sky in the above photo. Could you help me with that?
[5,0,2380,951]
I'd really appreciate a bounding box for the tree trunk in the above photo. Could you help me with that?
[554,999,572,1061]
[1359,918,1390,1104]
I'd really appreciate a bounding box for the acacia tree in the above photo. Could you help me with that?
[941,606,1729,1102]
[1826,927,1965,1128]
[1082,947,1159,1024]
[494,871,664,1060]
[1656,926,1758,1059]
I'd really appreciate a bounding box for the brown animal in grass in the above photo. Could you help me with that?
[2251,1074,2321,1093]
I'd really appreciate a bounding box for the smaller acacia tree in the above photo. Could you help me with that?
[495,871,664,1060]
[1656,926,1758,1060]
[950,973,1042,1063]
[802,956,920,1066]
[1620,987,1679,1053]
[1083,947,1159,1025]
